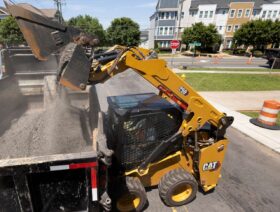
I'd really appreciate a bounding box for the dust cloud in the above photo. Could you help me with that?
[0,87,92,159]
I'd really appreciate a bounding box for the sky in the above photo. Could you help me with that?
[0,0,157,29]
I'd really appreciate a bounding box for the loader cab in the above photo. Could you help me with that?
[106,93,183,171]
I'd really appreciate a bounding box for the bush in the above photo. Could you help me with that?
[233,49,246,55]
[253,50,263,57]
[223,49,233,55]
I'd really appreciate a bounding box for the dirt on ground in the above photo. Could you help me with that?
[0,91,92,159]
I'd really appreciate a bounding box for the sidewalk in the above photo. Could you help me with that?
[174,68,280,75]
[200,91,280,110]
[198,92,280,154]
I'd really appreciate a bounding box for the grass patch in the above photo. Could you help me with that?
[187,67,280,72]
[180,73,280,91]
[241,111,280,125]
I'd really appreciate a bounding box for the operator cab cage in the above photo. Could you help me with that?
[106,93,183,171]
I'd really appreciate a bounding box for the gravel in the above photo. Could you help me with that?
[0,93,92,159]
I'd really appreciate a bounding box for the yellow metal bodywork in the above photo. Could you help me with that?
[126,150,194,187]
[125,138,229,192]
[87,46,230,192]
[199,139,229,192]
[172,184,193,202]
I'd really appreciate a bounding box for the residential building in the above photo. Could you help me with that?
[148,0,280,50]
[140,30,149,48]
[252,1,280,20]
[149,0,181,49]
[224,2,255,48]
[20,4,62,22]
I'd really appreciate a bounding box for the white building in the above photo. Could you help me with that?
[148,0,280,50]
[253,1,280,20]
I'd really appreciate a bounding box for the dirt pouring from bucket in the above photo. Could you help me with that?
[0,88,92,159]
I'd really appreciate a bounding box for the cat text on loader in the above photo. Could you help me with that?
[58,44,234,211]
[4,1,234,211]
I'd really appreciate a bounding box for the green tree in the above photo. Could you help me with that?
[233,19,273,50]
[68,15,105,44]
[271,20,280,47]
[106,17,140,46]
[0,16,25,46]
[181,22,221,50]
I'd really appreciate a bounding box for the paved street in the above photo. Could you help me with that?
[199,91,280,111]
[95,70,280,212]
[163,56,269,69]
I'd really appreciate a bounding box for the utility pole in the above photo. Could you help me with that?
[53,0,64,23]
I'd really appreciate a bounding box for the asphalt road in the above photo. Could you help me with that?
[94,70,280,212]
[163,56,269,69]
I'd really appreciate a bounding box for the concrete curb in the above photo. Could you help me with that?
[209,100,280,154]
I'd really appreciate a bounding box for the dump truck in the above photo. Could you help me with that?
[1,1,234,211]
[0,50,111,211]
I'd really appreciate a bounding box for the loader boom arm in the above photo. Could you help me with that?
[60,45,233,138]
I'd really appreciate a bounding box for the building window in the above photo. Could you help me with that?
[267,10,272,18]
[253,10,257,16]
[233,25,239,32]
[181,12,184,19]
[159,27,163,35]
[262,10,267,18]
[223,10,226,15]
[199,11,203,18]
[171,12,175,19]
[160,41,169,48]
[170,12,177,20]
[237,9,243,18]
[219,26,223,30]
[209,11,214,18]
[273,10,278,18]
[226,39,232,48]
[245,9,251,17]
[204,11,209,18]
[169,27,174,35]
[160,12,164,19]
[227,25,232,32]
[229,9,235,18]
[166,41,170,48]
[164,27,168,35]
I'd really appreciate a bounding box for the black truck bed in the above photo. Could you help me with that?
[0,78,103,211]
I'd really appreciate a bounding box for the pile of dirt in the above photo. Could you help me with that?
[0,95,92,159]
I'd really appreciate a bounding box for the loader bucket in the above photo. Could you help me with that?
[58,43,91,91]
[4,0,80,61]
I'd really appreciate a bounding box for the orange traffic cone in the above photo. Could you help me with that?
[246,54,253,64]
[250,100,280,130]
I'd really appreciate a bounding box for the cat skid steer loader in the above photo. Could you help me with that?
[5,1,233,211]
